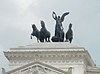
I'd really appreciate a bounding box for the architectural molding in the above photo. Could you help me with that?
[3,42,100,74]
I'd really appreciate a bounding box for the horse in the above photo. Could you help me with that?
[30,22,50,42]
[30,24,40,42]
[65,23,73,43]
[40,20,50,42]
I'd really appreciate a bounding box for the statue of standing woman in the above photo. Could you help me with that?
[51,11,69,42]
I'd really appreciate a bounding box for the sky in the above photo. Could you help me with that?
[0,0,100,73]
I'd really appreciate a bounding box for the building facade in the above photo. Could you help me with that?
[3,42,100,74]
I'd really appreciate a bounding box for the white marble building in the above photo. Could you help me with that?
[2,42,100,74]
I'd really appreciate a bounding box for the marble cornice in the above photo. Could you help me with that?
[4,51,86,58]
[4,43,95,69]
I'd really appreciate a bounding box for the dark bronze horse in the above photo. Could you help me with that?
[30,24,40,42]
[66,23,73,43]
[30,21,50,42]
[40,20,50,42]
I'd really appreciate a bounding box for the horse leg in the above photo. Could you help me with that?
[30,35,32,39]
[40,38,44,42]
[45,38,48,42]
[45,37,50,42]
[65,34,69,42]
[47,37,50,42]
[47,32,50,42]
[37,38,39,43]
[41,39,44,42]
[31,33,34,39]
[69,38,72,43]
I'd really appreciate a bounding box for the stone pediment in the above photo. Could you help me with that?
[5,61,70,74]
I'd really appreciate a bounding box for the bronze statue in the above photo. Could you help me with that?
[65,23,73,43]
[30,11,74,43]
[30,21,50,42]
[51,11,69,42]
[40,20,50,42]
[30,24,40,42]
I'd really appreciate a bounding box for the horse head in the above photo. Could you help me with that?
[32,24,37,31]
[40,20,45,28]
[69,23,72,29]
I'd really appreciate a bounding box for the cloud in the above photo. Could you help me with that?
[12,0,40,13]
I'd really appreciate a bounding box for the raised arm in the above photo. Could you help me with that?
[52,11,57,20]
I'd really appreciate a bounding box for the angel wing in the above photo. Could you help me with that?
[61,12,69,22]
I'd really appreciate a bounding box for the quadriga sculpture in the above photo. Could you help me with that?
[30,21,50,42]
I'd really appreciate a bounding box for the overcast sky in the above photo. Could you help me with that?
[0,0,100,73]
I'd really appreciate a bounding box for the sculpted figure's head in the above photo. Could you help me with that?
[58,16,60,19]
